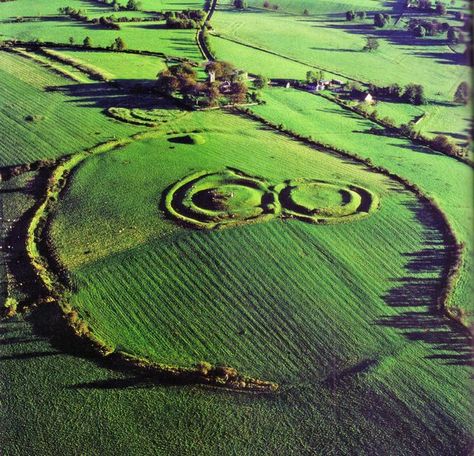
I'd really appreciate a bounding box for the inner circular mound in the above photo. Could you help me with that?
[279,179,378,224]
[164,169,280,229]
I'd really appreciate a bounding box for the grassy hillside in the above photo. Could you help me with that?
[0,0,471,454]
[0,51,139,166]
[251,88,473,316]
[211,5,469,100]
[46,110,472,454]
[59,49,167,80]
[0,0,202,60]
[1,311,470,456]
[244,0,389,16]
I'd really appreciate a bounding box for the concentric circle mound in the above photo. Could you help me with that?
[277,179,379,224]
[164,168,281,229]
[164,170,378,229]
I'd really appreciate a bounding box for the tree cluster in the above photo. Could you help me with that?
[109,36,127,50]
[156,61,248,108]
[58,7,121,29]
[233,0,248,9]
[262,1,279,10]
[165,9,206,29]
[253,74,268,89]
[454,82,470,104]
[374,13,391,27]
[92,15,121,29]
[305,70,325,83]
[363,37,379,52]
[345,10,366,21]
[349,82,426,105]
[58,6,88,21]
[407,0,449,15]
[126,0,140,10]
[408,18,449,36]
[86,0,141,11]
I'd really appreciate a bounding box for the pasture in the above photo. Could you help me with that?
[0,0,471,454]
[251,88,473,315]
[244,0,390,16]
[210,1,471,107]
[45,109,472,455]
[0,0,202,60]
[59,49,167,80]
[0,51,139,166]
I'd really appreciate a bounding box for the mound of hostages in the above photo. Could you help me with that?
[164,168,379,229]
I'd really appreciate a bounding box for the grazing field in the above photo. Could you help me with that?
[0,0,472,453]
[211,5,469,99]
[2,312,469,456]
[416,102,472,145]
[251,88,473,316]
[372,100,471,145]
[45,109,472,455]
[59,49,167,80]
[0,0,202,60]
[244,0,389,16]
[210,33,330,80]
[0,51,139,166]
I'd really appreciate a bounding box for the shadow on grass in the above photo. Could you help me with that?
[377,200,472,366]
[23,302,205,390]
[53,82,179,111]
[2,169,53,311]
[320,14,469,66]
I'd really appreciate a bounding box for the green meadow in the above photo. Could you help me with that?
[48,110,470,454]
[210,3,470,100]
[59,49,167,80]
[0,0,471,454]
[251,88,473,313]
[0,52,138,166]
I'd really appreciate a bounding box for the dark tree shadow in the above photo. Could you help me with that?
[52,82,179,111]
[377,200,472,366]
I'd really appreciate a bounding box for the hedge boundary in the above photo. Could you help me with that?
[233,106,471,334]
[316,92,473,167]
[7,129,278,394]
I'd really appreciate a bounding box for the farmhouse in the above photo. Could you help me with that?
[360,92,375,104]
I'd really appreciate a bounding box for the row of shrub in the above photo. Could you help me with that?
[200,29,215,59]
[22,139,132,352]
[235,105,471,332]
[348,81,427,105]
[19,141,279,390]
[321,92,471,163]
[86,0,141,12]
[58,7,121,29]
[262,1,279,10]
[1,38,176,63]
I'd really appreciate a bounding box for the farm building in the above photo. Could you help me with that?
[360,93,375,104]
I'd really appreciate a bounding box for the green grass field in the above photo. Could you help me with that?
[251,88,473,315]
[0,51,140,166]
[59,49,167,80]
[211,2,470,100]
[244,0,388,16]
[2,311,469,456]
[0,0,472,453]
[44,110,472,454]
[0,0,202,60]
